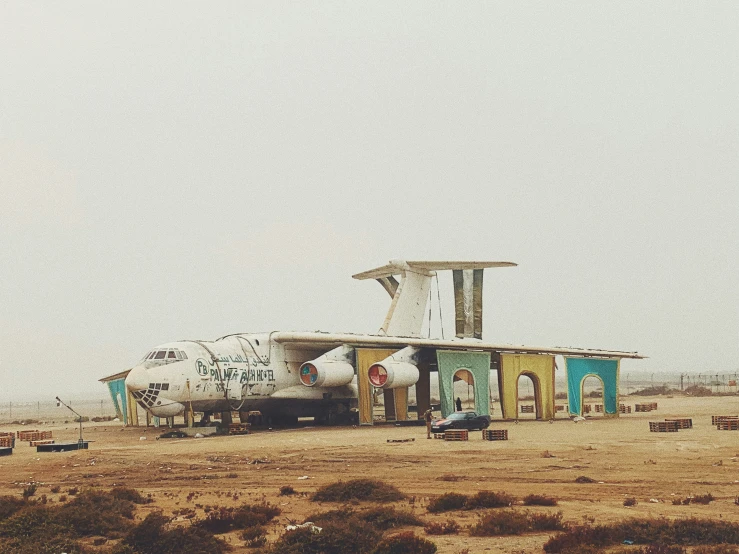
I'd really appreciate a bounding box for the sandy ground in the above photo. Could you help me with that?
[3,394,739,553]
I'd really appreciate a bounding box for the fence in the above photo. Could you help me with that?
[0,399,116,425]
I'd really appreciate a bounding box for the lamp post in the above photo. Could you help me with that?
[56,397,84,449]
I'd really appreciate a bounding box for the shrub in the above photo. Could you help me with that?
[57,489,136,537]
[67,487,78,496]
[0,496,27,520]
[469,510,530,536]
[427,493,467,513]
[280,485,296,496]
[527,511,565,532]
[575,476,596,483]
[693,493,715,505]
[624,497,638,507]
[684,385,713,397]
[424,519,460,535]
[263,519,382,554]
[543,518,739,552]
[110,487,151,504]
[523,494,558,506]
[196,502,280,534]
[240,525,266,541]
[371,531,437,554]
[360,506,423,530]
[122,512,229,554]
[467,491,515,509]
[312,479,405,503]
[50,486,61,494]
[22,484,37,499]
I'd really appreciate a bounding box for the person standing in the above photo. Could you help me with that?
[456,397,463,412]
[424,408,433,439]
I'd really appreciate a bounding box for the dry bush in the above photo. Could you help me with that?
[279,485,296,496]
[637,545,687,554]
[624,497,638,507]
[22,484,37,499]
[110,487,151,504]
[262,519,382,554]
[312,479,405,503]
[469,510,530,536]
[427,493,467,513]
[523,494,558,506]
[575,476,596,483]
[195,502,280,534]
[544,518,739,552]
[49,486,61,494]
[693,493,715,505]
[372,531,437,554]
[57,489,136,537]
[424,519,460,535]
[527,511,565,532]
[309,506,422,531]
[437,474,464,482]
[467,491,515,509]
[0,496,27,520]
[120,512,229,554]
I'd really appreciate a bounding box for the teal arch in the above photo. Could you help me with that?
[436,351,490,418]
[106,378,128,421]
[566,357,619,416]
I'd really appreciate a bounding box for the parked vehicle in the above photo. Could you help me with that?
[431,411,491,433]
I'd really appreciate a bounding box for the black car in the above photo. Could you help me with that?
[431,411,491,433]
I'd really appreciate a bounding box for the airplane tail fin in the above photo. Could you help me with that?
[353,260,517,338]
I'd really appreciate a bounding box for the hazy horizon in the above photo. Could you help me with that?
[1,2,737,402]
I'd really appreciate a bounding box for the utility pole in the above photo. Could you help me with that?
[56,397,85,449]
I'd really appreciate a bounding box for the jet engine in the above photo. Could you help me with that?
[299,345,355,387]
[368,346,420,389]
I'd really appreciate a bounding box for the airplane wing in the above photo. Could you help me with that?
[271,331,644,359]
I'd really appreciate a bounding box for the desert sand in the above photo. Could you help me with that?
[3,394,739,553]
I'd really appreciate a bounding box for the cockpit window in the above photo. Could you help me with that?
[147,352,156,359]
[154,351,166,359]
[179,350,188,360]
[167,351,177,359]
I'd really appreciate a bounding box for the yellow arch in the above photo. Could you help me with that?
[499,354,556,420]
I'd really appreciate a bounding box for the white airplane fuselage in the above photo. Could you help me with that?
[124,334,356,422]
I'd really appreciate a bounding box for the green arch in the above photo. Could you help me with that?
[566,357,620,416]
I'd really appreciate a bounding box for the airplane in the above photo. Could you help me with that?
[122,260,642,425]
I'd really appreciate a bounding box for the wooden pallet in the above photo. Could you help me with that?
[228,423,250,435]
[387,438,415,443]
[619,405,632,414]
[636,403,658,413]
[665,418,692,429]
[482,429,508,441]
[0,436,15,448]
[717,420,739,431]
[443,430,469,441]
[555,405,566,412]
[17,430,40,441]
[649,421,678,432]
[712,415,739,425]
[595,404,604,413]
[30,439,55,447]
[519,405,534,414]
[433,433,445,439]
[583,404,592,413]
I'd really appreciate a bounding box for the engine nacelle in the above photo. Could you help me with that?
[299,345,355,388]
[367,346,420,389]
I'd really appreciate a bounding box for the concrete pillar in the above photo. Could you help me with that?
[221,411,233,425]
[415,361,431,419]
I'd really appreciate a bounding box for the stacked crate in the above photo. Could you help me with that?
[665,418,692,429]
[520,405,534,414]
[649,421,679,432]
[443,429,469,441]
[712,415,738,425]
[635,403,658,412]
[228,423,249,435]
[0,432,15,448]
[482,429,508,441]
[18,430,52,443]
[555,405,566,412]
[619,404,632,414]
[30,439,55,447]
[595,404,604,413]
[717,419,739,431]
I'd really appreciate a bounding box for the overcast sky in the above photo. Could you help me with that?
[1,2,737,401]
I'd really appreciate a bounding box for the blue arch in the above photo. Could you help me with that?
[566,358,619,416]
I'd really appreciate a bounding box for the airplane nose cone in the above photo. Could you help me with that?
[125,365,149,392]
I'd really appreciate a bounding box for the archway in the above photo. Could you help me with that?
[565,357,620,417]
[517,373,542,420]
[581,375,605,417]
[498,354,556,420]
[436,351,491,418]
[453,369,475,412]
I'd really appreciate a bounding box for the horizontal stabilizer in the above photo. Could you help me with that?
[352,260,516,280]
